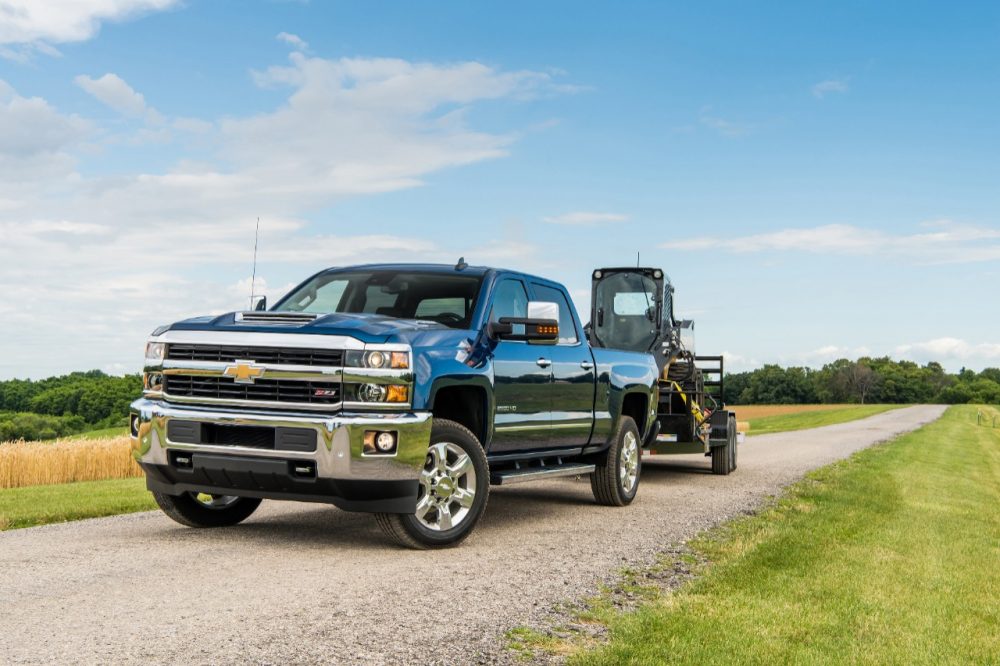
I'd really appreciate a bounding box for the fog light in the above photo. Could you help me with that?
[130,414,140,437]
[358,383,387,402]
[363,430,398,455]
[376,432,396,452]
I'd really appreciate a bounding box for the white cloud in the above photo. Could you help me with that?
[895,338,1000,366]
[276,31,308,51]
[0,56,568,377]
[0,0,179,59]
[543,212,628,226]
[74,73,147,116]
[663,222,1000,264]
[0,80,88,180]
[812,78,849,99]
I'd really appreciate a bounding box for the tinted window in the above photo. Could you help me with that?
[276,271,483,329]
[532,283,579,344]
[489,279,528,322]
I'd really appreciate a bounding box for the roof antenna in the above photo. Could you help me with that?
[637,251,640,268]
[249,216,260,309]
[455,256,468,271]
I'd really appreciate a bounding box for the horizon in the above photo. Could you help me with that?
[1,1,997,379]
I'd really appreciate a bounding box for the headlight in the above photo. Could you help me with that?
[143,372,163,393]
[346,349,410,369]
[367,350,386,368]
[357,384,409,403]
[145,342,165,363]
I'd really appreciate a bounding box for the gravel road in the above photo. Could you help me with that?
[0,405,945,665]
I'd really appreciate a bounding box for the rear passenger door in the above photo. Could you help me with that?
[530,283,596,447]
[488,278,554,452]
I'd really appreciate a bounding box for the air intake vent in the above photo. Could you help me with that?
[235,312,319,326]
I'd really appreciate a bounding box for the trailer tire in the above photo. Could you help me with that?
[729,415,738,471]
[711,423,733,476]
[152,491,262,528]
[375,419,489,550]
[591,416,641,506]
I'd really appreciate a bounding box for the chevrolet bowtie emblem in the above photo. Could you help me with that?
[223,361,265,384]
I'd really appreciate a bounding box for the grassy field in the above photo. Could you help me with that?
[567,405,999,665]
[0,477,154,530]
[0,435,140,488]
[728,404,904,436]
[79,426,129,440]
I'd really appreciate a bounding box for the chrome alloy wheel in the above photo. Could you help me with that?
[415,441,477,531]
[619,430,639,493]
[190,493,241,509]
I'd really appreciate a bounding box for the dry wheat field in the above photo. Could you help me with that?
[0,435,141,489]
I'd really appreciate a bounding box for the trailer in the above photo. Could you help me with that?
[588,267,739,474]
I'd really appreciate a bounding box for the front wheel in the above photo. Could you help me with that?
[152,491,262,528]
[591,415,641,506]
[375,419,490,549]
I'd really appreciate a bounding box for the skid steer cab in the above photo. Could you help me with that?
[588,267,740,475]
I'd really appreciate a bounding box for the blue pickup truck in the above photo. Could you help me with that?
[130,263,659,548]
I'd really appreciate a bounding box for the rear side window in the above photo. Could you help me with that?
[489,279,528,322]
[531,283,579,344]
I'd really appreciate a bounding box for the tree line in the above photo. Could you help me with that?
[0,371,142,441]
[723,357,1000,405]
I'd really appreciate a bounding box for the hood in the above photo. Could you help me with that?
[165,311,452,344]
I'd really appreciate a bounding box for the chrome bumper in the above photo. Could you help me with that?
[129,399,432,513]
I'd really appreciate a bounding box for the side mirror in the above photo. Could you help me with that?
[253,296,267,311]
[488,301,559,342]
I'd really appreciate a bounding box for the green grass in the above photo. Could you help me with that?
[0,477,154,530]
[76,426,129,440]
[748,404,904,436]
[569,405,999,665]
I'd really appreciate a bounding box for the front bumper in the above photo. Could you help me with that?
[130,399,432,513]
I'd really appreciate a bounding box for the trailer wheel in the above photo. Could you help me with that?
[591,416,641,506]
[729,415,738,471]
[711,421,733,476]
[375,418,490,550]
[152,491,262,528]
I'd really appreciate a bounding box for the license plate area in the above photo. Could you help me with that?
[166,420,317,452]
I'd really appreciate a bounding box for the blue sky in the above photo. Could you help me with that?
[0,0,997,379]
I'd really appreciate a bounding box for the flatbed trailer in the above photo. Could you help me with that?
[588,267,738,474]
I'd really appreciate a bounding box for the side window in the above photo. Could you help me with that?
[531,283,579,344]
[489,279,529,323]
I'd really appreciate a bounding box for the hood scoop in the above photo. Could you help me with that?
[234,311,319,326]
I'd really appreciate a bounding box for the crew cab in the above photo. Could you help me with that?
[130,263,659,548]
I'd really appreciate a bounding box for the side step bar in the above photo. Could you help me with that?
[490,462,596,485]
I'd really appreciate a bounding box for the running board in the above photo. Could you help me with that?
[490,463,596,485]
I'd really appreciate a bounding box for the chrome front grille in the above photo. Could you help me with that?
[166,344,344,367]
[164,376,341,407]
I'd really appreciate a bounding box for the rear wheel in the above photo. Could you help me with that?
[711,417,733,476]
[591,416,641,506]
[152,491,262,528]
[375,419,489,549]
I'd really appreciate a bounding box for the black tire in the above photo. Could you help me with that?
[711,418,733,476]
[152,491,262,528]
[375,418,490,550]
[591,415,641,506]
[729,416,738,471]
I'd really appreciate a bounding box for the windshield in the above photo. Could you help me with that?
[274,270,484,329]
[593,272,659,352]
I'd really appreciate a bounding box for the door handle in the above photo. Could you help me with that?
[536,358,552,368]
[580,361,595,370]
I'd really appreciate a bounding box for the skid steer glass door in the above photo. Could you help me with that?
[593,273,658,353]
